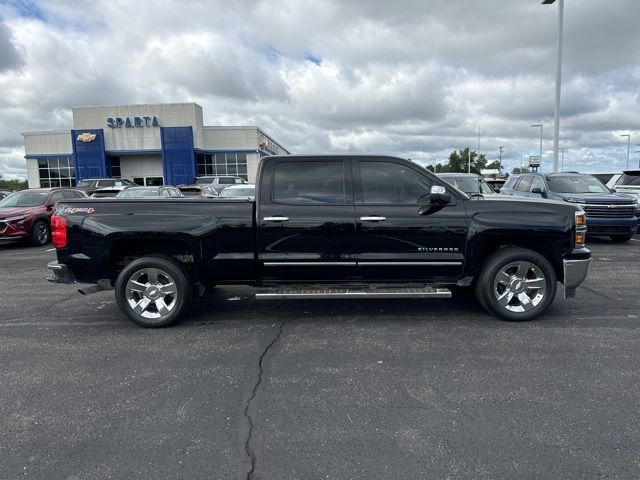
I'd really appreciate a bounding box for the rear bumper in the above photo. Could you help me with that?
[563,258,590,299]
[46,261,76,284]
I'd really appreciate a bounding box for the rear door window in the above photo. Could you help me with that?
[273,161,347,204]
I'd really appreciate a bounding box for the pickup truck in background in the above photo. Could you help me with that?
[47,155,591,327]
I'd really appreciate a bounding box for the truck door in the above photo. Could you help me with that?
[353,158,467,282]
[257,158,358,282]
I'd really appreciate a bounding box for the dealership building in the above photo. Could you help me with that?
[22,103,290,188]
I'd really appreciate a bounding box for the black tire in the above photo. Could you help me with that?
[31,220,50,246]
[610,235,633,243]
[475,247,557,322]
[115,256,192,328]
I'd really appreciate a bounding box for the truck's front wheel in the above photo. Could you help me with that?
[115,256,191,328]
[475,247,557,321]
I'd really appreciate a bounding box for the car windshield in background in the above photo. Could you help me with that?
[441,176,493,194]
[195,178,214,184]
[77,180,93,187]
[617,173,640,186]
[0,191,48,207]
[116,189,161,197]
[219,187,255,198]
[547,176,609,193]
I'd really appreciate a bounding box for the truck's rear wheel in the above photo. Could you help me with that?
[475,247,557,321]
[115,256,191,328]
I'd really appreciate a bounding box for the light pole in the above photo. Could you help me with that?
[558,147,565,172]
[542,0,564,173]
[517,154,525,172]
[468,148,471,174]
[531,124,543,170]
[498,146,504,173]
[620,134,630,169]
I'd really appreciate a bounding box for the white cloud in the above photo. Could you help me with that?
[0,0,639,179]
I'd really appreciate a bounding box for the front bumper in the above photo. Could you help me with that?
[563,258,590,299]
[46,261,76,284]
[585,217,638,236]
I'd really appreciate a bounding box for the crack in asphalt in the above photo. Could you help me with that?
[243,320,285,480]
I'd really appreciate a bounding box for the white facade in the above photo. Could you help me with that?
[22,102,289,188]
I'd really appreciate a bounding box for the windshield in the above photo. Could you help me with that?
[116,189,160,197]
[616,173,640,186]
[77,180,93,187]
[219,187,255,198]
[0,191,48,207]
[547,176,609,193]
[441,176,493,194]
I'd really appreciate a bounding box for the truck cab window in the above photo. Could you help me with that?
[273,161,346,204]
[360,161,432,204]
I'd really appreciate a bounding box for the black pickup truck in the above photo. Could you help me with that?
[47,155,591,327]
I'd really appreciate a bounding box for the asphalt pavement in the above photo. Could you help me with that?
[1,237,639,479]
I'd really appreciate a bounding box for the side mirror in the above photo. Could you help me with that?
[494,188,501,193]
[531,187,544,194]
[428,185,451,205]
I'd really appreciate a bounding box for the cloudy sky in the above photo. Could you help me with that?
[0,0,639,179]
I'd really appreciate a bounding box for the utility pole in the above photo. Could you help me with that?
[542,0,564,173]
[620,134,630,169]
[468,147,471,174]
[498,146,504,173]
[517,154,524,173]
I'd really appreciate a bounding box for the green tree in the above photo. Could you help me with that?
[426,148,487,174]
[0,174,28,192]
[511,167,530,175]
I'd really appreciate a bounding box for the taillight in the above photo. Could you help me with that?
[51,215,67,249]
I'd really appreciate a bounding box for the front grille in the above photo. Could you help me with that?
[583,204,635,218]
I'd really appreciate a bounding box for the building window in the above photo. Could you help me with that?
[196,152,248,181]
[38,156,75,188]
[110,156,121,178]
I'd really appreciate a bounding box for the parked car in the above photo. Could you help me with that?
[178,185,218,198]
[115,186,183,198]
[195,176,248,188]
[0,189,12,199]
[47,155,590,327]
[501,172,639,242]
[91,186,132,198]
[485,178,507,193]
[611,169,640,203]
[76,178,137,196]
[0,188,87,245]
[217,184,255,199]
[437,173,496,195]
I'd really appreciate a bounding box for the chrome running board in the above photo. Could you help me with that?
[255,286,452,300]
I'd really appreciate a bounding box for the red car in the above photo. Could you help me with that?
[0,188,87,246]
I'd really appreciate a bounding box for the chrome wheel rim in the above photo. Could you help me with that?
[125,268,178,319]
[493,261,547,313]
[36,224,48,244]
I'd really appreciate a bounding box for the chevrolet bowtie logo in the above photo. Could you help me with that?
[76,132,97,143]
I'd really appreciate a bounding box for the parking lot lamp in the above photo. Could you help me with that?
[558,147,565,172]
[620,134,630,169]
[518,154,525,172]
[542,0,564,174]
[531,124,543,169]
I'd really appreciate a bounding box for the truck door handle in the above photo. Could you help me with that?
[263,216,290,222]
[360,216,386,222]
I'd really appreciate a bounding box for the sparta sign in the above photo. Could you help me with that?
[107,116,160,128]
